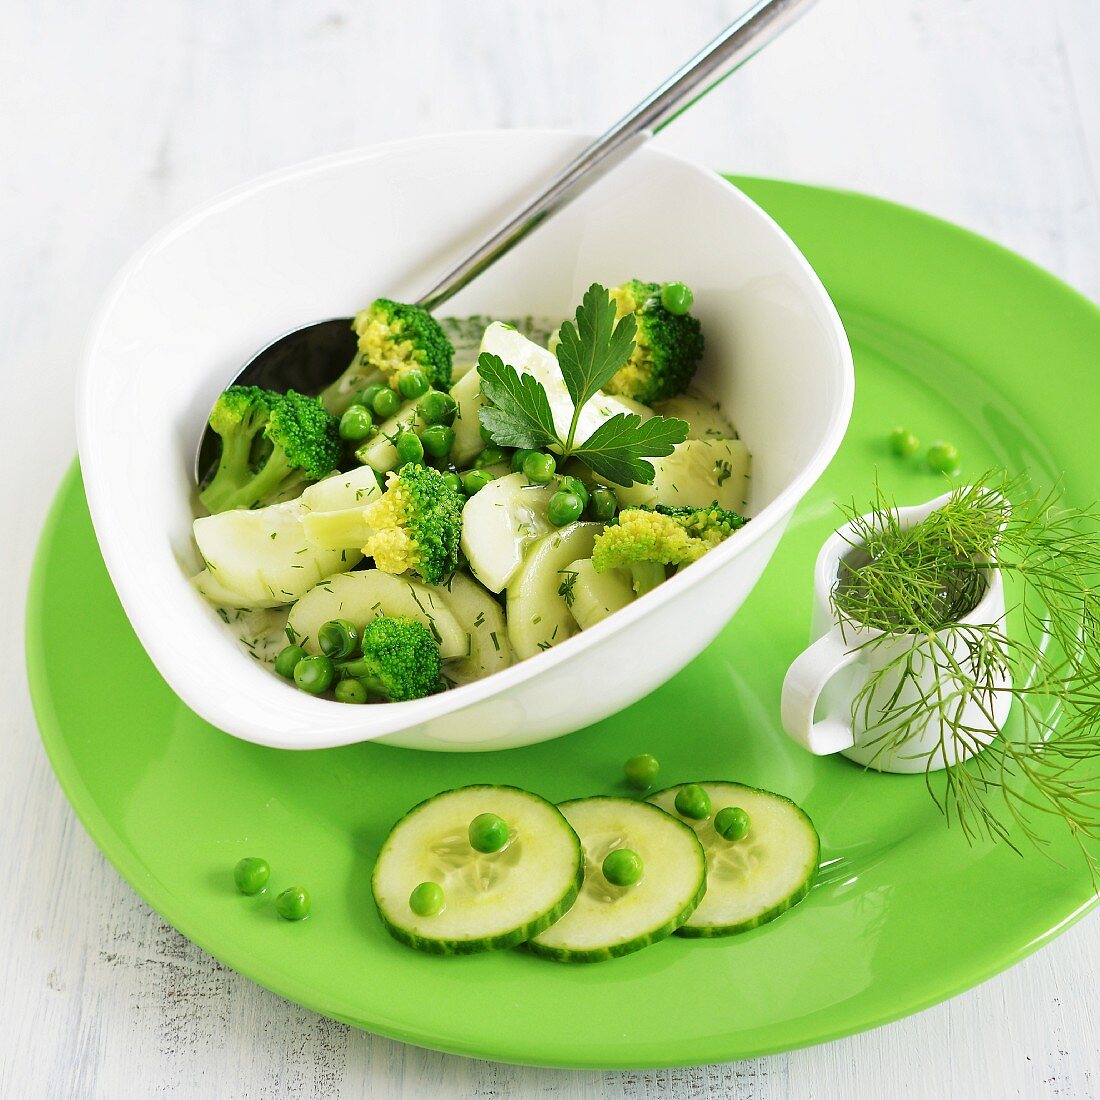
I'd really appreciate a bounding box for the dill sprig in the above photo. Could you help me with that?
[833,470,1100,876]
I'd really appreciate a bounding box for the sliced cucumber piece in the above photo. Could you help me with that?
[527,797,706,962]
[648,782,819,937]
[437,571,512,685]
[355,399,424,474]
[609,438,750,511]
[287,570,467,658]
[506,522,601,659]
[652,392,737,441]
[449,366,488,467]
[459,472,556,593]
[373,785,583,954]
[191,466,379,609]
[561,558,634,630]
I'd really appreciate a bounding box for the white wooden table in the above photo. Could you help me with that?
[3,2,1098,1096]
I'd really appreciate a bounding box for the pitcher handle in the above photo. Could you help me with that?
[780,628,859,756]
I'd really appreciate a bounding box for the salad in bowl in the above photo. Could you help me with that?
[192,281,751,705]
[76,131,852,750]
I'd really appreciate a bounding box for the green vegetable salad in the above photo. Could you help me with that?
[192,282,751,703]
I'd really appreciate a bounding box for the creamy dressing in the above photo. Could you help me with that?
[215,604,290,668]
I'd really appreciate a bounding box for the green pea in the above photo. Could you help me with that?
[479,422,495,444]
[334,679,368,705]
[418,391,458,426]
[293,654,335,695]
[409,881,445,917]
[714,806,751,841]
[660,281,694,315]
[602,848,643,887]
[547,490,584,527]
[522,451,556,485]
[474,444,507,469]
[318,618,359,660]
[927,441,960,474]
[275,644,307,680]
[398,369,430,400]
[675,783,712,821]
[889,426,920,458]
[275,886,311,921]
[511,448,535,472]
[420,424,456,459]
[233,856,270,896]
[556,475,589,509]
[468,812,509,853]
[623,753,660,791]
[462,469,494,495]
[339,404,374,443]
[441,471,463,494]
[356,383,385,410]
[371,387,402,419]
[396,431,425,465]
[586,485,618,523]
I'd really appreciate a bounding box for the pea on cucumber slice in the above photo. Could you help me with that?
[372,785,582,955]
[648,782,819,937]
[527,797,706,963]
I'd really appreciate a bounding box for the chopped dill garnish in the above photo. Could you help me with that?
[557,569,579,606]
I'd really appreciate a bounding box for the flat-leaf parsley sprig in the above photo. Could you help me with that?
[477,284,689,486]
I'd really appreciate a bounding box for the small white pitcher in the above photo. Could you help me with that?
[780,489,1012,773]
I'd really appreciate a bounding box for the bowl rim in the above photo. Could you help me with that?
[76,129,854,749]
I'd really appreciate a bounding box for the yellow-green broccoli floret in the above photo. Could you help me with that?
[302,463,463,585]
[604,280,704,404]
[591,502,746,594]
[341,615,443,702]
[199,387,340,514]
[320,299,454,414]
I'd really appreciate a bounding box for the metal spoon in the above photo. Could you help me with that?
[195,0,818,482]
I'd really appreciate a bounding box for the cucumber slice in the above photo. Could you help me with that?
[608,438,750,512]
[449,366,488,467]
[191,466,379,609]
[648,782,819,937]
[287,570,467,658]
[527,797,706,962]
[437,571,512,685]
[459,472,556,593]
[373,785,583,954]
[652,392,737,441]
[561,558,634,630]
[506,522,601,659]
[355,399,424,474]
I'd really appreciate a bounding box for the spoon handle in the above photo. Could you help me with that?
[416,0,818,312]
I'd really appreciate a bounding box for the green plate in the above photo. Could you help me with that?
[28,180,1100,1069]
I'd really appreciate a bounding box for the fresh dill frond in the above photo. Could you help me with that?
[833,469,1100,877]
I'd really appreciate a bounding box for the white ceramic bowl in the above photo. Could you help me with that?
[77,130,853,752]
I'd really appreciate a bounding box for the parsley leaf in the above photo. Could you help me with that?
[554,283,636,447]
[571,413,688,486]
[476,285,688,486]
[475,352,558,451]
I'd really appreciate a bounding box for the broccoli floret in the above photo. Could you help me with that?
[590,501,746,594]
[320,299,454,414]
[301,462,463,585]
[603,280,704,404]
[341,615,443,702]
[200,388,340,513]
[650,502,747,546]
